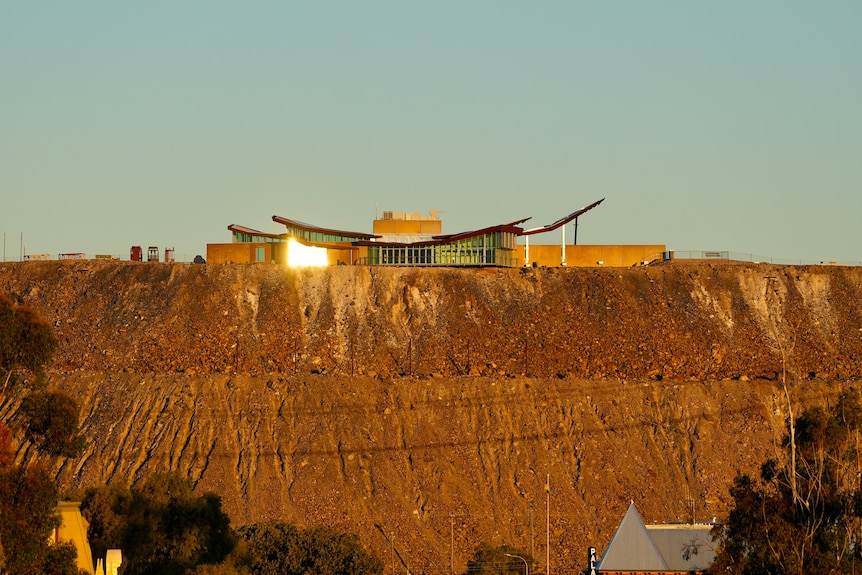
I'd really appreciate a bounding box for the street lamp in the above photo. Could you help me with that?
[505,553,529,575]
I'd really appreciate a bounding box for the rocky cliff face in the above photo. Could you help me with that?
[1,260,860,574]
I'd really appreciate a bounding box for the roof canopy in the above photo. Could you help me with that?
[270,198,604,247]
[521,198,605,236]
[272,215,380,241]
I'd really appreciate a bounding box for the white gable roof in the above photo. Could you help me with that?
[597,502,669,572]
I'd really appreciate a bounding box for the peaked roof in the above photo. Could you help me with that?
[597,502,669,572]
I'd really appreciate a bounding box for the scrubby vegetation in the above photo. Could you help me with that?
[0,294,86,574]
[709,391,862,574]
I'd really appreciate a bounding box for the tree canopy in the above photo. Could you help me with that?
[0,294,56,392]
[463,542,535,575]
[709,390,862,575]
[237,521,384,575]
[81,471,237,575]
[0,293,86,575]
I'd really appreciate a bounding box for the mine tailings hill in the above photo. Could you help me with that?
[1,260,861,574]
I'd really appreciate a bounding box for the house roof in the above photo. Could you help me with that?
[597,502,669,572]
[597,502,718,573]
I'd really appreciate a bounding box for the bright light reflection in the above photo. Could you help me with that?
[287,238,328,267]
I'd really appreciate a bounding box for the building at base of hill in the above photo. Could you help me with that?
[206,198,667,267]
[53,501,95,574]
[592,502,717,574]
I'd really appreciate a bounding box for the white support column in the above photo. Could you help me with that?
[561,225,566,266]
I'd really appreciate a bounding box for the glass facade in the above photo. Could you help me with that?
[281,225,367,244]
[367,231,516,267]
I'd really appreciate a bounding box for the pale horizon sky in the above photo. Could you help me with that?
[2,2,861,264]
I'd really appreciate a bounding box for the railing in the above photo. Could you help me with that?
[671,251,862,267]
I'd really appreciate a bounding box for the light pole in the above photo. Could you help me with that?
[505,553,529,575]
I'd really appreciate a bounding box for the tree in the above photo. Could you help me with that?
[81,471,237,575]
[1,293,85,458]
[708,391,862,575]
[463,542,535,575]
[0,295,56,395]
[0,462,65,575]
[0,294,86,575]
[236,521,384,575]
[18,390,87,457]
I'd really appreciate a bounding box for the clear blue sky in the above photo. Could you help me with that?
[2,2,860,264]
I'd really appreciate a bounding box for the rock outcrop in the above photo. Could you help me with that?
[1,260,860,574]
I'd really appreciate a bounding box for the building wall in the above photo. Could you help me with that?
[326,245,368,266]
[54,501,95,574]
[206,243,275,264]
[373,219,442,236]
[207,241,666,267]
[517,244,667,267]
[207,242,368,266]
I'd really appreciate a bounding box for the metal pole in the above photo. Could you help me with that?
[530,504,534,563]
[505,554,529,575]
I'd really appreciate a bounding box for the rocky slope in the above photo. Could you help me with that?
[1,260,860,574]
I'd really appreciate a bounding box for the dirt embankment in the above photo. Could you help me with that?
[1,260,860,574]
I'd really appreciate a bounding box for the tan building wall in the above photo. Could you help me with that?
[207,240,665,268]
[207,242,369,266]
[373,210,442,236]
[516,244,667,267]
[373,219,442,236]
[54,501,95,574]
[326,245,369,266]
[206,243,277,264]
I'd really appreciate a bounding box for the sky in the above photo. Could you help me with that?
[2,2,861,264]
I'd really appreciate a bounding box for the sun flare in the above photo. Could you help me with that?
[286,238,328,267]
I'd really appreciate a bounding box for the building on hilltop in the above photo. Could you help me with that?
[373,209,443,243]
[206,198,667,267]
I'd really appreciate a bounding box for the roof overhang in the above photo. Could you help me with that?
[272,215,380,240]
[227,224,286,240]
[521,198,605,236]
